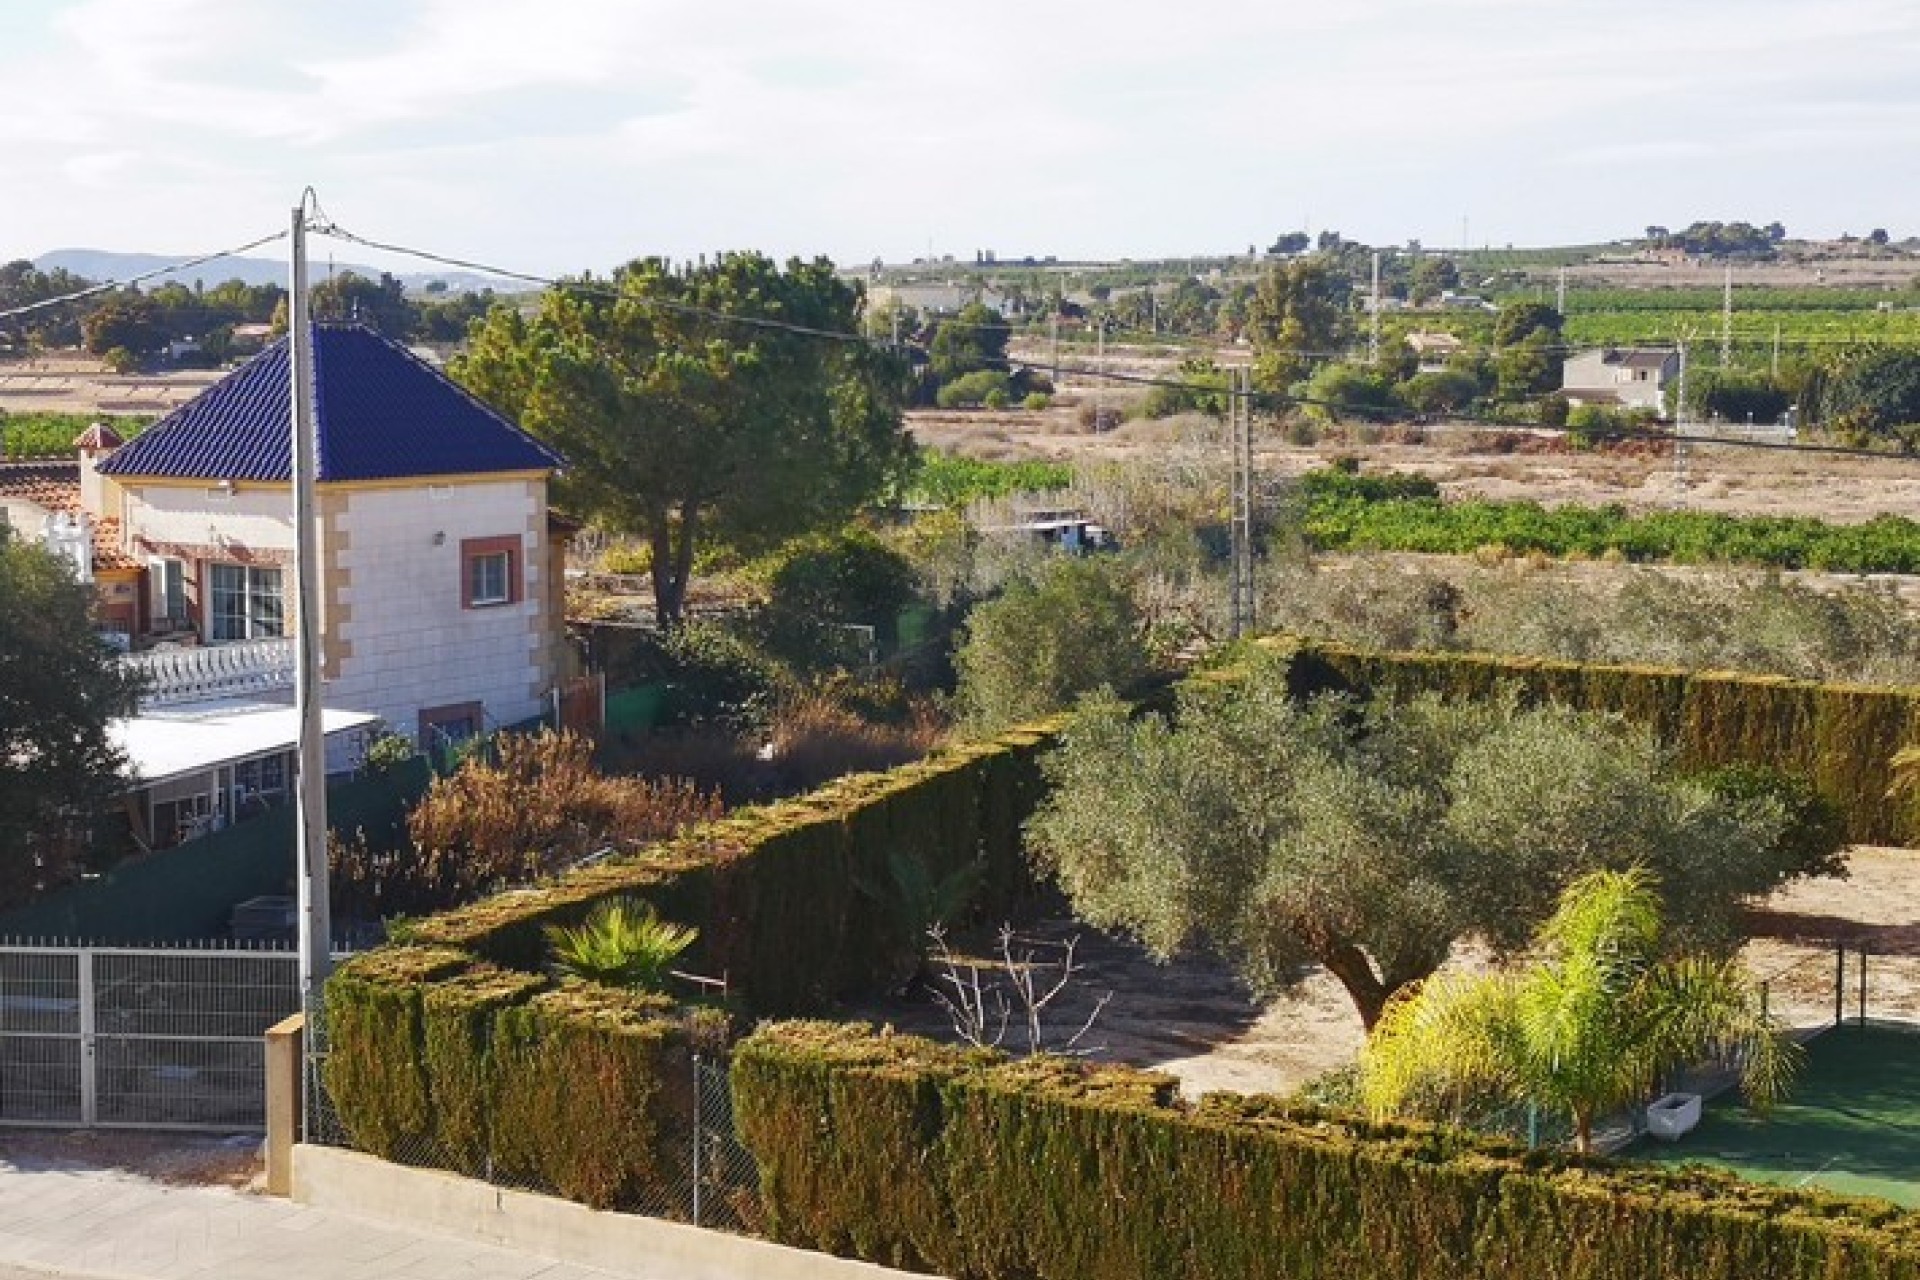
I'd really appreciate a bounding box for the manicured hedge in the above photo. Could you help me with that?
[1280,638,1920,845]
[321,947,711,1209]
[323,719,1064,1209]
[326,644,1920,1259]
[402,725,1059,1013]
[731,1021,1920,1280]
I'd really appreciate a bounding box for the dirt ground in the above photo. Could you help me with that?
[0,1128,263,1189]
[913,392,1920,526]
[857,847,1920,1100]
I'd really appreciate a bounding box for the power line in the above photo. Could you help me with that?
[0,231,290,324]
[311,219,884,348]
[291,215,1920,468]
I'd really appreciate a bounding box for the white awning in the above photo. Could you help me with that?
[112,700,383,787]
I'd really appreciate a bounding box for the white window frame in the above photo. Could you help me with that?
[208,563,285,642]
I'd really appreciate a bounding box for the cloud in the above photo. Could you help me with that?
[2,0,1918,264]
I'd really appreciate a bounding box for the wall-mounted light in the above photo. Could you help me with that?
[431,531,446,546]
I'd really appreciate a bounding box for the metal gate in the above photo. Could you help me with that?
[0,944,299,1130]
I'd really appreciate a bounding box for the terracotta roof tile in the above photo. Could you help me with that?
[73,422,125,449]
[0,462,137,572]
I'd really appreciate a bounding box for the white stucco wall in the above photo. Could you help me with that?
[118,474,556,743]
[322,479,550,740]
[124,482,299,554]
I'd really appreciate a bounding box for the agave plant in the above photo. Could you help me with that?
[545,897,698,992]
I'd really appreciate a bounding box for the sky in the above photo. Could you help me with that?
[2,0,1917,279]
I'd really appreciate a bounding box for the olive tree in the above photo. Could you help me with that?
[1027,654,1811,1029]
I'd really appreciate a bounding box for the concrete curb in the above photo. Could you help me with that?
[293,1146,930,1280]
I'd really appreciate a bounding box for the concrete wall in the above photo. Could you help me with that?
[293,1146,927,1280]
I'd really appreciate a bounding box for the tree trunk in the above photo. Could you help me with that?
[647,502,701,630]
[1574,1109,1594,1155]
[1321,943,1392,1031]
[648,520,682,630]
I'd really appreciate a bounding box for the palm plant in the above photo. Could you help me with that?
[1360,868,1798,1153]
[545,897,698,992]
[853,849,984,991]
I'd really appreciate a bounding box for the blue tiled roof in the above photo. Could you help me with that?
[98,324,565,483]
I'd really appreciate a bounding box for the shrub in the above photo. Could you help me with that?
[1022,392,1052,410]
[1692,762,1849,889]
[935,370,1013,408]
[331,732,721,919]
[754,529,920,669]
[951,557,1151,734]
[545,897,698,990]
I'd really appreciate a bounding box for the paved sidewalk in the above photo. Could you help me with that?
[0,1159,640,1280]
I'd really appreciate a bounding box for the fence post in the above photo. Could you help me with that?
[265,1013,306,1196]
[77,948,97,1126]
[691,1053,705,1227]
[1834,942,1846,1028]
[1859,946,1869,1026]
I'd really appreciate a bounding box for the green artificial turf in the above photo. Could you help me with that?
[1633,1023,1920,1207]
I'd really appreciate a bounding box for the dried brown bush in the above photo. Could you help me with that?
[332,731,721,920]
[764,686,945,793]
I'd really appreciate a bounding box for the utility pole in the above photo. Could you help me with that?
[1049,312,1060,384]
[290,196,331,1056]
[1368,250,1382,367]
[1721,264,1733,368]
[1673,340,1691,497]
[1771,323,1781,378]
[1229,366,1254,639]
[1094,318,1106,428]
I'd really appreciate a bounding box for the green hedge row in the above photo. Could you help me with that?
[322,945,718,1209]
[1279,638,1920,846]
[731,1021,1920,1280]
[400,724,1058,1013]
[323,720,1064,1209]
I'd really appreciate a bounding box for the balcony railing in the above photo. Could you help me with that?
[122,637,295,708]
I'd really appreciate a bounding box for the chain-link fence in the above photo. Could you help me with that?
[1850,943,1920,1029]
[304,1016,761,1233]
[1756,942,1850,1035]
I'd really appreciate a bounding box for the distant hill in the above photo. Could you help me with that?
[28,248,522,296]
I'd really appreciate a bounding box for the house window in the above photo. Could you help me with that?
[208,563,284,641]
[151,558,187,630]
[419,701,484,757]
[232,753,288,798]
[461,536,521,609]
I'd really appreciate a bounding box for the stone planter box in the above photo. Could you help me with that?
[1645,1092,1703,1141]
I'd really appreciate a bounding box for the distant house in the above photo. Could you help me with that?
[868,283,1012,316]
[1404,331,1465,372]
[1561,347,1679,414]
[0,425,145,637]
